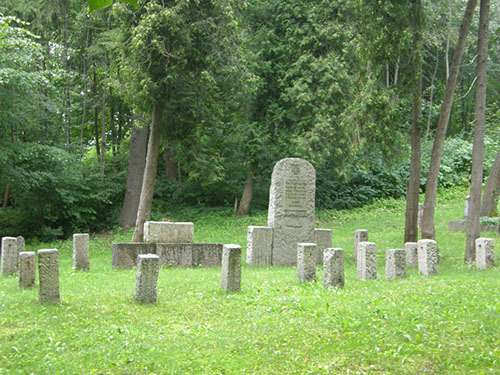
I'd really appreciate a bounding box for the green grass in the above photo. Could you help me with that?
[1,186,499,374]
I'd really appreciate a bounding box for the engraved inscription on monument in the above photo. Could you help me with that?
[284,180,308,214]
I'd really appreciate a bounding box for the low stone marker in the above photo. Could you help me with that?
[38,249,60,304]
[221,244,241,291]
[297,243,317,283]
[155,243,223,267]
[19,252,36,288]
[17,236,25,253]
[475,237,494,269]
[246,226,273,266]
[314,228,333,265]
[385,249,406,280]
[405,242,418,267]
[354,229,368,262]
[135,254,160,304]
[417,239,438,276]
[1,237,18,276]
[112,243,157,269]
[73,233,89,271]
[144,221,194,244]
[323,248,344,288]
[357,242,377,280]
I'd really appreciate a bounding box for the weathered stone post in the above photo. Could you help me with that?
[385,249,406,280]
[354,229,368,262]
[221,244,242,291]
[246,226,273,266]
[1,237,18,276]
[38,249,60,304]
[135,254,160,304]
[297,243,317,283]
[73,233,90,271]
[314,229,333,265]
[417,239,438,276]
[404,242,418,267]
[19,252,36,288]
[323,248,344,288]
[475,238,494,269]
[357,242,377,280]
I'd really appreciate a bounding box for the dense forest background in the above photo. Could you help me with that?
[1,0,499,240]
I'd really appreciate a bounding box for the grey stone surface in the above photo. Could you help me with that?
[156,243,223,267]
[73,233,89,271]
[221,244,241,291]
[354,230,368,262]
[297,243,317,283]
[314,228,333,265]
[112,243,156,269]
[448,220,497,232]
[463,195,470,218]
[385,249,406,280]
[144,221,194,244]
[357,242,377,280]
[476,237,495,270]
[17,236,25,253]
[405,242,418,267]
[417,239,438,276]
[267,158,316,266]
[135,254,160,304]
[246,226,273,266]
[1,237,18,276]
[18,251,35,288]
[37,249,60,303]
[323,248,344,288]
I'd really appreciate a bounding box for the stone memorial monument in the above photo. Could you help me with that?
[135,254,160,304]
[246,158,331,266]
[354,229,368,262]
[475,237,494,270]
[38,249,60,304]
[323,248,344,288]
[221,244,241,291]
[417,239,438,276]
[19,251,36,288]
[385,249,406,280]
[73,233,90,271]
[1,237,18,276]
[404,242,418,267]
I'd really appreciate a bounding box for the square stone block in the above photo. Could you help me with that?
[144,221,194,244]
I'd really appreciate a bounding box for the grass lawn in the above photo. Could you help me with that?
[1,186,499,374]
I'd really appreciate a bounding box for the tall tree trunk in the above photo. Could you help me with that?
[465,0,489,263]
[93,65,100,157]
[2,184,10,208]
[426,47,439,142]
[421,0,478,240]
[100,89,106,174]
[404,0,423,244]
[119,121,148,230]
[132,104,164,242]
[236,170,254,217]
[480,148,500,217]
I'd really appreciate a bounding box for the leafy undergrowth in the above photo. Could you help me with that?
[1,186,499,374]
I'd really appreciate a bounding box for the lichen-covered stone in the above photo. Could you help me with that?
[323,248,344,288]
[19,252,36,288]
[221,244,241,291]
[144,221,194,244]
[38,249,60,304]
[417,239,438,276]
[17,236,25,253]
[135,254,160,304]
[297,243,317,283]
[1,237,18,276]
[73,233,90,271]
[112,243,156,269]
[385,249,406,280]
[267,158,315,266]
[246,226,273,266]
[354,230,368,262]
[314,229,333,265]
[475,237,494,270]
[404,242,418,267]
[357,242,377,280]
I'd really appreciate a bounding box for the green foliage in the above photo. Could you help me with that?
[88,0,138,12]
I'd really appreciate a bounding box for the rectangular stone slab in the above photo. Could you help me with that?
[267,158,316,266]
[144,221,194,244]
[156,243,223,267]
[314,228,333,265]
[112,243,156,269]
[323,248,344,288]
[221,244,241,291]
[246,226,273,266]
